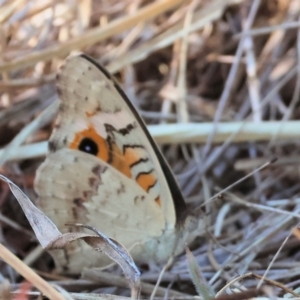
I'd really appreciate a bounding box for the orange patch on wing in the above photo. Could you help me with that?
[69,126,109,162]
[110,143,132,178]
[136,172,157,193]
[124,147,161,204]
[124,147,142,166]
[69,126,132,178]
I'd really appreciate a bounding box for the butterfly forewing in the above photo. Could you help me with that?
[34,54,190,273]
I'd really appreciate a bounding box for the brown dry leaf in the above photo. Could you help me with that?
[0,174,61,249]
[50,225,141,298]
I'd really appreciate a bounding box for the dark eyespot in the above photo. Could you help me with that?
[78,138,98,156]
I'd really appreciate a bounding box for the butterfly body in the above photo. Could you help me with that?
[34,54,203,273]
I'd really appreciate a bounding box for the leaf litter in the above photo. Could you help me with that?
[1,0,300,299]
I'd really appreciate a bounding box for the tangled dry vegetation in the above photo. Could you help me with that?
[1,0,300,299]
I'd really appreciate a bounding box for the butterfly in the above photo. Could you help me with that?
[34,53,203,274]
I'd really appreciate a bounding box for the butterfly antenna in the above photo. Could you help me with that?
[196,157,277,211]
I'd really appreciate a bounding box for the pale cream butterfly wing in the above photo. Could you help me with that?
[34,54,195,274]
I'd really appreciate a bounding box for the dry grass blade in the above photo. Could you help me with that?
[0,0,187,72]
[60,224,141,299]
[1,0,300,298]
[0,101,59,166]
[107,0,243,73]
[186,247,215,299]
[0,174,61,248]
[0,244,65,300]
[2,121,300,163]
[83,269,188,298]
[49,229,141,298]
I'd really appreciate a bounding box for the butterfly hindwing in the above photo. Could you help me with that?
[35,148,165,271]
